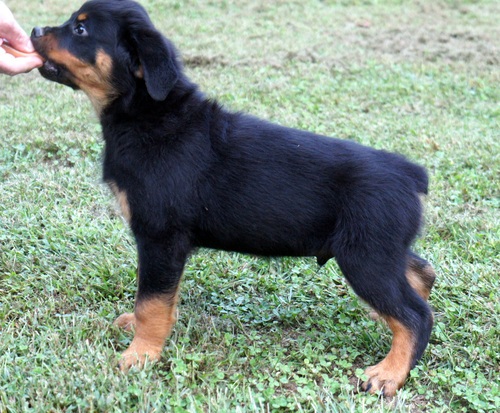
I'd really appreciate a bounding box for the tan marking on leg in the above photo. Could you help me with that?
[369,309,381,321]
[119,290,180,371]
[362,317,414,397]
[114,312,135,332]
[406,261,436,302]
[369,259,436,321]
[406,267,430,301]
[108,182,132,223]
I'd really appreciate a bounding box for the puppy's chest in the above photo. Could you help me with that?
[103,152,197,230]
[101,127,205,230]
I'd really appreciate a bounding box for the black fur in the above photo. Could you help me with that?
[32,0,435,392]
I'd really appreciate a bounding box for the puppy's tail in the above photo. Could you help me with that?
[404,161,429,195]
[382,150,429,195]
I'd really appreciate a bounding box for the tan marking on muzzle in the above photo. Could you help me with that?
[41,35,116,114]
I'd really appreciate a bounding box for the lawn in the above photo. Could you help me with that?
[1,0,499,412]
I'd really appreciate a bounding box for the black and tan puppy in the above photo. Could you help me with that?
[31,0,436,396]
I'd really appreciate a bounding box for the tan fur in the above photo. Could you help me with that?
[370,258,436,321]
[362,317,414,396]
[108,182,132,223]
[42,35,115,114]
[116,289,180,370]
[407,267,431,301]
[114,312,135,331]
[134,65,144,79]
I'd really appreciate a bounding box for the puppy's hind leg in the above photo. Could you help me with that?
[369,251,436,321]
[336,249,433,396]
[406,251,436,302]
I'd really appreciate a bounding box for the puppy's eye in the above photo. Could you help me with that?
[74,23,88,36]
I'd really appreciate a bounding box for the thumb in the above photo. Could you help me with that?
[0,2,35,53]
[5,24,35,53]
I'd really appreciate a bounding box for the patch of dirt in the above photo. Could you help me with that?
[331,1,500,69]
[179,2,499,73]
[288,2,499,70]
[183,54,227,68]
[353,27,498,66]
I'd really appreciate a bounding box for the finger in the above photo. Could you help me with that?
[1,42,43,59]
[6,25,36,53]
[0,55,44,76]
[0,13,35,53]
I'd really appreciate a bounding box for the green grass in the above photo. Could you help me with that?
[1,0,499,411]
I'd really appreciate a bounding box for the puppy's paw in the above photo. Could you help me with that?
[361,361,407,397]
[118,338,162,371]
[113,312,136,332]
[368,309,381,321]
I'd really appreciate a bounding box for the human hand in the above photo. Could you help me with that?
[0,2,43,75]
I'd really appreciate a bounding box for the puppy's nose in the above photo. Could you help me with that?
[31,27,46,38]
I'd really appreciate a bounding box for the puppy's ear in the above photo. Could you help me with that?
[121,2,179,101]
[130,28,179,101]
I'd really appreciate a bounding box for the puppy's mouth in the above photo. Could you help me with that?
[38,54,71,86]
[40,59,60,77]
[31,42,79,89]
[31,38,57,77]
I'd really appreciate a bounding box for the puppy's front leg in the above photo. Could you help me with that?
[114,234,188,371]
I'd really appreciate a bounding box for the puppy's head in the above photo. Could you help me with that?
[31,0,179,113]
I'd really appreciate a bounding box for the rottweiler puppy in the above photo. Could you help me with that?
[31,0,436,396]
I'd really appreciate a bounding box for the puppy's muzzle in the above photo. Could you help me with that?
[31,26,48,38]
